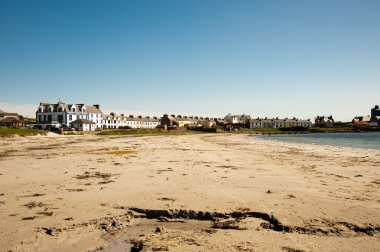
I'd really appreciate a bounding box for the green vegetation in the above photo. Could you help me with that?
[96,128,204,136]
[0,128,47,137]
[96,150,137,155]
[23,118,36,123]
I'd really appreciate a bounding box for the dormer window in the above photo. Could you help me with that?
[72,108,76,112]
[57,107,62,112]
[48,107,53,112]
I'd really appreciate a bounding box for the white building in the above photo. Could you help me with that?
[36,102,103,130]
[102,113,159,129]
[224,114,251,124]
[250,117,312,128]
[143,117,161,129]
[70,119,96,131]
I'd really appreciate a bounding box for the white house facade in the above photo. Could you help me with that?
[70,119,96,131]
[36,102,103,130]
[224,114,251,124]
[102,113,160,129]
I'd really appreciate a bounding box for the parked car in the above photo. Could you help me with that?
[46,125,60,133]
[33,125,43,129]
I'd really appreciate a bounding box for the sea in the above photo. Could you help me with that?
[259,132,380,150]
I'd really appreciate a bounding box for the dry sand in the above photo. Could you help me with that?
[0,133,379,251]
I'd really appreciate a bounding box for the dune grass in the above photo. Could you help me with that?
[0,128,47,137]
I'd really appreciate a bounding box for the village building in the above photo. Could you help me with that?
[352,105,380,126]
[174,116,198,129]
[213,118,231,129]
[142,116,160,129]
[70,119,96,131]
[352,116,371,125]
[0,111,20,119]
[0,117,25,128]
[249,117,312,128]
[102,113,159,129]
[161,114,216,129]
[0,109,25,128]
[315,115,335,128]
[371,105,380,117]
[224,114,251,125]
[36,102,103,130]
[369,116,380,126]
[197,118,216,128]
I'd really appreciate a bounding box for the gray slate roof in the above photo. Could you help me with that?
[38,102,103,114]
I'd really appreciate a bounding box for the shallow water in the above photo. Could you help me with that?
[259,132,380,150]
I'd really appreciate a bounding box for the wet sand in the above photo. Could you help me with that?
[0,133,379,251]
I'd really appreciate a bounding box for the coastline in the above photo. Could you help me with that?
[256,132,380,151]
[1,133,379,251]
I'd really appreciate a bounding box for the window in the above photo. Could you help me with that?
[58,115,63,122]
[57,107,62,112]
[69,115,72,120]
[72,108,76,112]
[48,115,52,121]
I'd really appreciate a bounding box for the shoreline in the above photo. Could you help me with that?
[255,132,380,151]
[1,134,379,251]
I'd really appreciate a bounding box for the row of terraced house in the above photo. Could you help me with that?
[36,102,160,131]
[34,101,312,131]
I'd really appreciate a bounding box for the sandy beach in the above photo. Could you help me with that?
[0,133,379,251]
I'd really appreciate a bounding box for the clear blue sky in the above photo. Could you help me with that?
[0,0,379,120]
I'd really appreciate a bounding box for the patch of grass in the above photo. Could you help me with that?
[96,128,204,136]
[96,150,137,155]
[0,128,47,137]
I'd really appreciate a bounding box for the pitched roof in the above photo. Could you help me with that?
[0,109,3,113]
[0,112,19,117]
[70,119,95,124]
[38,102,103,114]
[86,105,103,114]
[0,117,22,123]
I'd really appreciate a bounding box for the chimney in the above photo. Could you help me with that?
[93,104,100,109]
